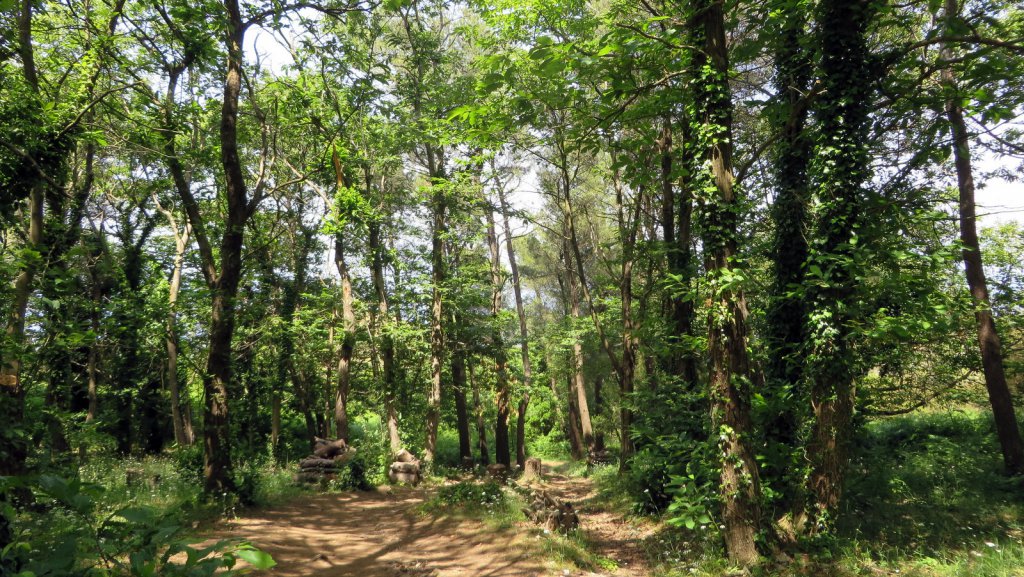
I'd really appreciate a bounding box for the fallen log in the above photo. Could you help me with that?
[313,438,349,459]
[394,449,418,463]
[390,461,420,474]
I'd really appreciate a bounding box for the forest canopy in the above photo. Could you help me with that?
[1,0,1024,572]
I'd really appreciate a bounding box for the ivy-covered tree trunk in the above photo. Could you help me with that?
[689,0,761,565]
[941,0,1024,476]
[334,234,356,442]
[805,0,876,527]
[764,3,812,518]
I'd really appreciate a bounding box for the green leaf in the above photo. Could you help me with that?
[118,506,155,524]
[236,547,276,570]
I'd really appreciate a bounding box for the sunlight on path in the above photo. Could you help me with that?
[221,464,653,577]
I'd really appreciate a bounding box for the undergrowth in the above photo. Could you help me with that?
[419,479,524,528]
[586,407,1024,577]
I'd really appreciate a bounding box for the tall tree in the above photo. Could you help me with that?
[804,0,876,527]
[688,0,761,565]
[940,0,1024,475]
[495,171,533,468]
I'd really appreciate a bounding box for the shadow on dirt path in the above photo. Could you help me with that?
[221,487,543,577]
[219,461,654,577]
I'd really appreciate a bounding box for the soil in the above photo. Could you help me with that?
[218,462,655,577]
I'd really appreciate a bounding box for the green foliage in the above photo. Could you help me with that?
[0,474,274,577]
[420,479,513,519]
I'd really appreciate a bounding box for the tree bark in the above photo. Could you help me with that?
[612,157,643,470]
[593,376,606,452]
[487,205,512,467]
[562,233,595,455]
[197,0,250,493]
[424,145,446,465]
[368,221,402,455]
[334,235,356,442]
[661,117,700,386]
[764,4,812,514]
[804,0,876,528]
[470,360,490,465]
[164,215,193,446]
[690,0,760,565]
[942,0,1024,475]
[452,345,472,465]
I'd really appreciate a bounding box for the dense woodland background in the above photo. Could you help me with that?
[1,0,1024,573]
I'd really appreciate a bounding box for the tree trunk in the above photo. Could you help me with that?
[764,5,812,515]
[558,157,623,389]
[424,145,445,465]
[804,0,876,528]
[453,346,472,465]
[487,206,512,467]
[334,235,356,442]
[690,0,760,565]
[368,221,402,455]
[612,158,642,470]
[496,184,533,468]
[199,0,251,493]
[593,376,606,452]
[661,116,700,386]
[4,180,43,475]
[167,222,192,446]
[942,0,1024,475]
[565,373,585,460]
[471,360,490,465]
[562,234,595,455]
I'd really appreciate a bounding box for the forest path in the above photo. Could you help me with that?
[219,461,654,577]
[540,462,656,577]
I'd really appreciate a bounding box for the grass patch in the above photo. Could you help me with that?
[533,529,620,573]
[419,479,525,528]
[841,409,1024,558]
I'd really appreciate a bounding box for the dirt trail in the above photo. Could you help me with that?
[541,463,656,577]
[219,463,654,577]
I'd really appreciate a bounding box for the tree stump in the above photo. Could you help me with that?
[522,457,542,481]
[486,463,508,481]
